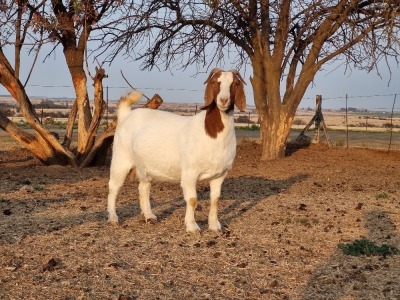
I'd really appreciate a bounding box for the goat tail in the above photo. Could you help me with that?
[117,91,143,123]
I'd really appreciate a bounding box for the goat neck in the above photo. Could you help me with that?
[204,101,234,139]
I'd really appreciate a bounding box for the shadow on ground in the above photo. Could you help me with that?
[301,210,400,299]
[116,174,308,227]
[1,173,308,246]
[0,196,106,244]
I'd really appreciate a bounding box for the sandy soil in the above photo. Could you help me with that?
[1,138,400,300]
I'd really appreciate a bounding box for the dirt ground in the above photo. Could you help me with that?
[1,138,400,300]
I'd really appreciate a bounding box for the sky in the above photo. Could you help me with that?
[1,46,400,112]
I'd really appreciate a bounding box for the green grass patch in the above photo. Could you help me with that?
[297,217,312,227]
[375,191,389,200]
[15,120,30,128]
[33,185,45,191]
[338,239,399,257]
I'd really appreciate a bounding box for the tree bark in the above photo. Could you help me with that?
[259,110,293,160]
[79,121,116,168]
[81,67,108,160]
[61,28,93,158]
[250,51,298,160]
[0,50,77,166]
[62,99,77,148]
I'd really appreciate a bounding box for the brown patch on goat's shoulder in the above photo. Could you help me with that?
[204,102,224,139]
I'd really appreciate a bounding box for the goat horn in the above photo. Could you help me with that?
[229,69,247,85]
[204,68,222,84]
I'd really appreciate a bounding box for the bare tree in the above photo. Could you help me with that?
[0,0,125,166]
[102,0,400,160]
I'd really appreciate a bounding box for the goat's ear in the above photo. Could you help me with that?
[200,68,220,110]
[200,80,215,110]
[203,68,221,84]
[234,76,246,112]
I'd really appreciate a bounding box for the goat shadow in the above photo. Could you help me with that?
[301,210,400,299]
[0,174,307,244]
[0,197,105,245]
[116,174,308,228]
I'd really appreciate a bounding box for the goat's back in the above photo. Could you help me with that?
[116,108,195,147]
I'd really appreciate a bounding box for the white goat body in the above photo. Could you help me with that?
[107,69,246,232]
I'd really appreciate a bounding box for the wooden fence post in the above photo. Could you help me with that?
[296,95,330,146]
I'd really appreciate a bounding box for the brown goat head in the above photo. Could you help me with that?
[201,69,246,112]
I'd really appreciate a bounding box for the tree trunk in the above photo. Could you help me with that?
[82,67,108,158]
[1,0,127,167]
[259,111,293,160]
[63,46,93,159]
[0,111,66,165]
[79,121,116,168]
[2,43,119,168]
[250,59,297,160]
[62,99,77,148]
[0,60,110,167]
[0,53,77,166]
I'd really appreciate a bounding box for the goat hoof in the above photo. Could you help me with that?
[107,217,119,225]
[144,213,157,222]
[186,222,201,233]
[209,221,222,232]
[145,217,157,224]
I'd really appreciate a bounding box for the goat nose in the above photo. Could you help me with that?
[221,98,228,105]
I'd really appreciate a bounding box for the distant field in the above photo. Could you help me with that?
[1,100,400,151]
[1,125,399,151]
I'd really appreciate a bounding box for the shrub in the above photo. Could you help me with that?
[15,119,29,128]
[338,239,399,257]
[236,124,259,131]
[0,108,15,117]
[33,185,45,191]
[375,191,389,199]
[234,115,254,124]
[383,123,400,128]
[293,118,307,126]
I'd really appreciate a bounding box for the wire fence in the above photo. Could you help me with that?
[1,87,400,151]
[286,94,400,151]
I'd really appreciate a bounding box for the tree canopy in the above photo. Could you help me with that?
[99,0,399,159]
[101,1,400,72]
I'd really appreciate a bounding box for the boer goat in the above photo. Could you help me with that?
[107,68,246,232]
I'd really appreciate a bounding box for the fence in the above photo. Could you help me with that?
[289,94,400,151]
[1,88,400,151]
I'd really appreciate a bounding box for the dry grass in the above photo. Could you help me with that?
[1,138,400,299]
